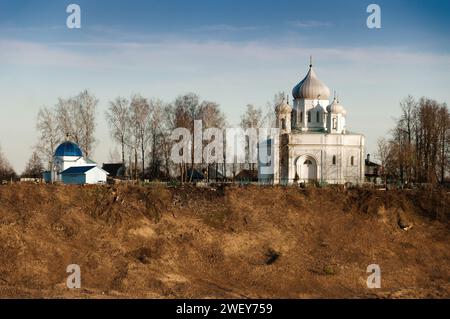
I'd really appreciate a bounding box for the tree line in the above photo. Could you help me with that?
[0,145,16,180]
[9,91,447,185]
[377,95,450,186]
[3,90,281,181]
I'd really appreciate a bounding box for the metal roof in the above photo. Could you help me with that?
[54,141,83,157]
[102,163,124,176]
[275,97,292,114]
[61,166,96,175]
[292,64,331,100]
[326,98,347,115]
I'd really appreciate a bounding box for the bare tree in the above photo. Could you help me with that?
[437,105,450,183]
[394,95,416,184]
[22,151,44,178]
[130,94,151,181]
[56,90,98,157]
[36,107,60,168]
[376,137,393,188]
[106,97,130,174]
[162,103,179,179]
[171,93,201,182]
[240,104,263,129]
[199,101,226,129]
[147,98,168,180]
[414,98,444,183]
[381,96,450,185]
[198,100,227,181]
[264,91,285,128]
[74,90,97,157]
[108,148,121,163]
[164,94,227,182]
[0,145,16,180]
[56,98,77,142]
[240,104,263,174]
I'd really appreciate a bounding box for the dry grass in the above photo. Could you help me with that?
[0,183,448,298]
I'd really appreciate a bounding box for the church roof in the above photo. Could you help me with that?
[327,98,347,115]
[102,163,124,177]
[275,97,292,114]
[292,60,331,100]
[61,166,96,175]
[55,141,83,157]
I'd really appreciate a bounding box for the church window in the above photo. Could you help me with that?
[307,111,311,123]
[350,156,355,166]
[281,118,286,130]
[333,118,337,129]
[332,155,336,165]
[300,112,303,122]
[316,111,320,122]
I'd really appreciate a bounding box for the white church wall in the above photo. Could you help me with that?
[56,156,92,174]
[322,148,344,184]
[294,99,329,131]
[281,132,365,185]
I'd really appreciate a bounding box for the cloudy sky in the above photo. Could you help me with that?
[0,0,449,172]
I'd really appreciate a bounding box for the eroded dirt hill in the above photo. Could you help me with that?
[0,183,448,298]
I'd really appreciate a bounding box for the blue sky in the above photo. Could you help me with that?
[0,0,449,171]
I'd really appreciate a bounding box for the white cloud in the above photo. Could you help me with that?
[191,24,263,32]
[0,40,93,67]
[1,38,450,71]
[289,20,333,28]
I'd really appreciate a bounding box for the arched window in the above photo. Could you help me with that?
[332,155,336,165]
[307,111,311,123]
[300,112,303,122]
[266,140,272,156]
[332,118,337,129]
[316,111,320,123]
[350,156,354,166]
[281,118,286,130]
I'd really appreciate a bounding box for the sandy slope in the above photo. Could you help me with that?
[0,183,448,298]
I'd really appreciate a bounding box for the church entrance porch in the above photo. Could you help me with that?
[295,155,318,183]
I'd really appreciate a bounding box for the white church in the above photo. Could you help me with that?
[44,140,108,184]
[259,59,365,185]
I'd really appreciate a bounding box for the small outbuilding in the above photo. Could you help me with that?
[43,140,109,185]
[102,163,125,178]
[61,165,108,185]
[365,154,382,184]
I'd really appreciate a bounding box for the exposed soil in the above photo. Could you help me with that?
[0,183,448,299]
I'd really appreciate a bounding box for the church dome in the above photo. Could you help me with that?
[327,98,346,115]
[275,97,292,114]
[54,141,83,157]
[292,62,331,100]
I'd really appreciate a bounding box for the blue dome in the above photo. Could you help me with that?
[54,141,83,157]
